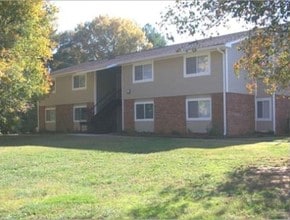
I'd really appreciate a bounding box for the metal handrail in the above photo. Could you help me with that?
[90,89,121,115]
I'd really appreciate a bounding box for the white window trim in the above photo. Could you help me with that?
[134,101,154,122]
[186,97,212,121]
[51,79,56,93]
[45,107,56,123]
[72,73,87,90]
[133,61,154,84]
[255,97,272,121]
[183,52,211,78]
[73,104,87,123]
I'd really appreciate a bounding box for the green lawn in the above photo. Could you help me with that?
[0,134,289,219]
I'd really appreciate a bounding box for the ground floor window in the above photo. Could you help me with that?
[134,101,154,121]
[45,107,56,123]
[73,105,87,122]
[186,97,211,120]
[256,98,271,120]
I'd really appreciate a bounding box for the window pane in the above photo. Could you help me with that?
[197,55,208,73]
[186,57,197,74]
[257,101,263,118]
[74,76,79,88]
[198,100,210,118]
[46,109,55,122]
[135,65,143,80]
[136,104,144,119]
[75,108,81,120]
[75,107,86,121]
[79,75,85,88]
[188,101,199,118]
[143,64,152,80]
[262,101,270,118]
[145,103,153,119]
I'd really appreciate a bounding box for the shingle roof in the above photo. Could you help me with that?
[52,30,248,76]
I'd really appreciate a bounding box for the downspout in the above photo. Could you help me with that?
[272,92,276,134]
[36,101,40,132]
[217,48,227,136]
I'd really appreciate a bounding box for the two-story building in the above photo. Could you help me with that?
[38,31,290,136]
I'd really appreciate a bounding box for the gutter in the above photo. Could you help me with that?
[272,92,276,134]
[36,101,40,132]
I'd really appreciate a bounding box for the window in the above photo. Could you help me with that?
[135,102,154,121]
[51,79,56,93]
[45,108,56,123]
[186,98,211,120]
[72,74,86,90]
[73,105,87,122]
[256,98,271,120]
[133,63,153,83]
[184,53,210,77]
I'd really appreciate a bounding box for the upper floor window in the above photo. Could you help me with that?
[256,98,271,121]
[72,73,86,90]
[133,62,153,83]
[186,98,211,120]
[184,53,210,77]
[135,101,154,121]
[45,107,56,123]
[73,105,87,122]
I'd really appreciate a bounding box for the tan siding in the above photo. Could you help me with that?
[122,51,223,99]
[227,43,249,94]
[186,121,211,133]
[40,72,95,106]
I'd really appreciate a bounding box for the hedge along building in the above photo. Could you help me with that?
[38,31,290,136]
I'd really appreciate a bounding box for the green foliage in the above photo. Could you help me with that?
[51,15,152,70]
[0,135,288,219]
[161,0,290,93]
[0,0,57,133]
[142,23,167,48]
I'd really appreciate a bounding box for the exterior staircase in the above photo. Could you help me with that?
[88,89,121,133]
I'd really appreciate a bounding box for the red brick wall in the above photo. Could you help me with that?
[154,96,186,134]
[226,93,255,136]
[124,99,134,131]
[212,93,224,135]
[275,96,290,135]
[39,106,45,131]
[56,104,73,132]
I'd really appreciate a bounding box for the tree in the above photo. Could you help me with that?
[161,0,289,93]
[0,0,57,133]
[143,23,167,48]
[51,15,152,70]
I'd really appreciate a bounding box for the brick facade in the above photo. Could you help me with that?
[124,99,134,131]
[39,106,45,131]
[39,102,94,132]
[56,104,74,132]
[154,96,186,134]
[211,93,224,134]
[226,93,255,136]
[275,96,290,134]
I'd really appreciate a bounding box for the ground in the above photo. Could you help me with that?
[0,134,289,219]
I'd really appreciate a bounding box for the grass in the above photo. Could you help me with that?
[0,134,289,219]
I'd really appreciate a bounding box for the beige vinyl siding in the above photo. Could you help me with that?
[40,72,95,106]
[122,51,223,100]
[227,43,249,94]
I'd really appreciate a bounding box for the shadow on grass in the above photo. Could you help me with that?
[0,133,287,154]
[129,162,290,219]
